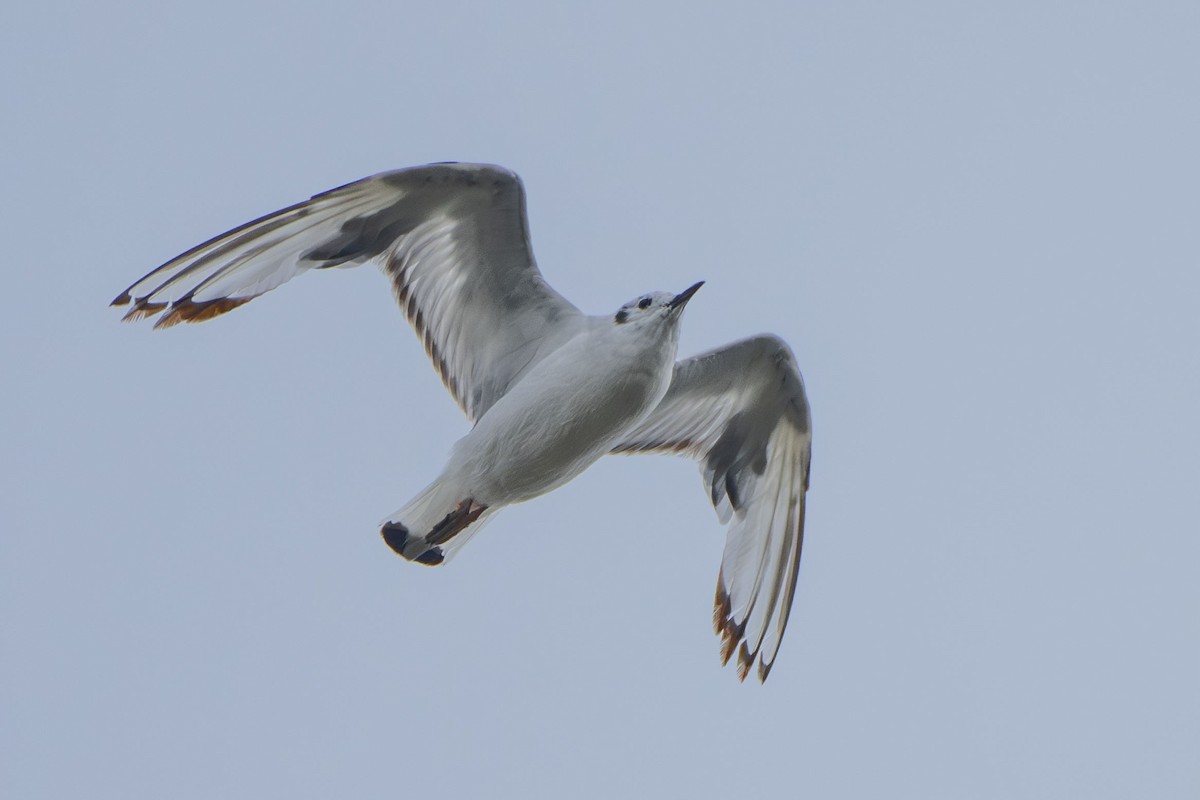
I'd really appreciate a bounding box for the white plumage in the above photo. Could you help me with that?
[113,163,812,682]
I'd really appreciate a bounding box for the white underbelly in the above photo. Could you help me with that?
[449,347,665,505]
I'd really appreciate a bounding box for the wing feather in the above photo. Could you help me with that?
[613,334,811,682]
[112,163,586,420]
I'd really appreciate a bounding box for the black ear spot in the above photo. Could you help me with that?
[615,309,629,324]
[637,297,652,309]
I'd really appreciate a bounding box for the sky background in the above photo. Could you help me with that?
[3,2,1199,797]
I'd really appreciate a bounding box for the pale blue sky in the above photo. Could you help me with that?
[3,2,1198,798]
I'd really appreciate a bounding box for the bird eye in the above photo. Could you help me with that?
[637,297,652,309]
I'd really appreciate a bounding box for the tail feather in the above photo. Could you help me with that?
[380,480,495,565]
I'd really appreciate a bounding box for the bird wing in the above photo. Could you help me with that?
[611,335,812,682]
[112,163,586,421]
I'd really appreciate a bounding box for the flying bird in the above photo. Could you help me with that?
[112,163,812,682]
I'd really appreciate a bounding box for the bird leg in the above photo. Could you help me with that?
[425,499,488,546]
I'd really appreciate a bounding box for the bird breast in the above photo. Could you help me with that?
[449,328,675,504]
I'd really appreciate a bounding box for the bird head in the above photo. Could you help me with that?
[612,281,704,327]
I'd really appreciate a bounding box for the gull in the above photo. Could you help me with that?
[112,163,812,682]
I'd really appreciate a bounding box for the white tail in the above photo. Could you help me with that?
[379,479,496,565]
